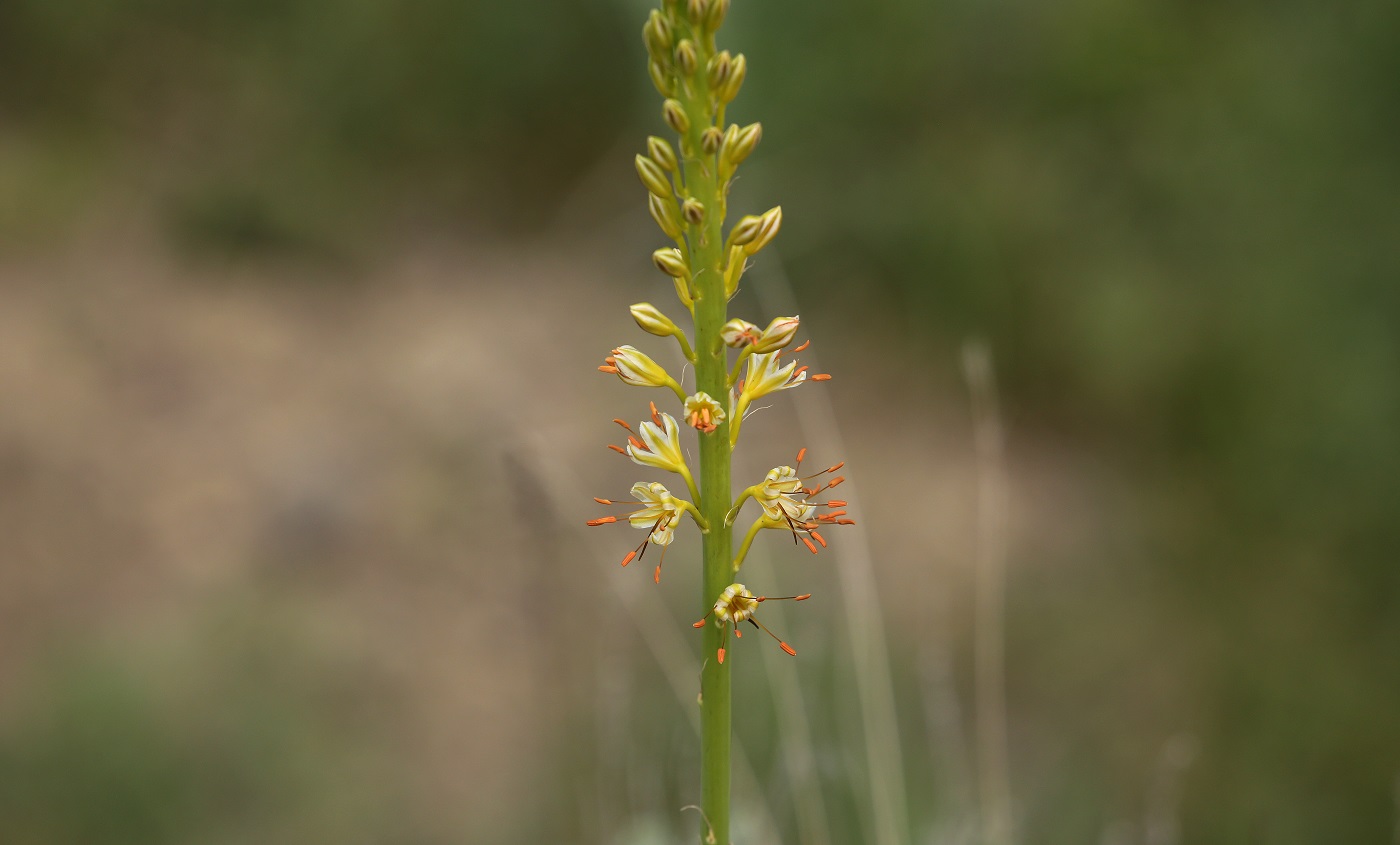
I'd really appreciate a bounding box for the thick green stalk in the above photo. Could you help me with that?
[678,29,733,845]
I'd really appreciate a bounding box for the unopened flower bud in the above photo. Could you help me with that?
[719,53,747,103]
[708,51,733,90]
[648,61,671,97]
[672,275,693,308]
[729,213,764,246]
[631,302,681,338]
[636,154,673,198]
[652,247,689,278]
[721,121,762,168]
[687,0,709,25]
[707,0,730,30]
[721,318,761,347]
[701,127,723,155]
[649,194,683,239]
[663,99,690,134]
[681,198,705,225]
[643,11,672,61]
[751,315,800,353]
[743,206,782,256]
[647,136,678,172]
[675,39,698,77]
[607,345,674,389]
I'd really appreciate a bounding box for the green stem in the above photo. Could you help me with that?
[676,19,733,845]
[732,517,764,572]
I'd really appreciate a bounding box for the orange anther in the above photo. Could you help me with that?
[734,627,742,638]
[827,500,847,507]
[654,565,662,584]
[811,530,827,548]
[793,340,810,352]
[827,462,845,472]
[796,594,811,601]
[598,365,619,373]
[801,536,818,554]
[794,365,809,376]
[717,648,726,664]
[837,518,856,525]
[826,510,847,519]
[828,476,845,488]
[796,447,807,463]
[613,418,632,431]
[650,401,661,425]
[779,642,796,656]
[628,435,644,450]
[594,497,612,504]
[621,550,636,567]
[587,516,617,526]
[693,619,707,628]
[811,373,832,381]
[701,407,712,425]
[607,444,627,454]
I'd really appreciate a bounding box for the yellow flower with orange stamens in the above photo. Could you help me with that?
[726,449,854,567]
[599,345,686,399]
[684,392,726,433]
[589,481,707,583]
[749,315,801,354]
[692,582,809,664]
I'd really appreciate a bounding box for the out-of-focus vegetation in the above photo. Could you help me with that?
[0,0,1397,842]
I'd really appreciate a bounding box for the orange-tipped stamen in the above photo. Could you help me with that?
[779,642,796,656]
[717,648,726,664]
[594,497,612,504]
[837,518,856,525]
[586,516,617,526]
[826,500,847,507]
[793,340,810,352]
[811,373,832,381]
[598,365,619,373]
[828,476,845,488]
[826,462,844,472]
[621,550,637,567]
[734,627,742,638]
[801,536,818,554]
[796,447,807,464]
[757,593,812,602]
[693,619,707,628]
[627,435,644,450]
[613,418,633,431]
[794,365,809,376]
[649,401,661,425]
[811,530,827,548]
[607,444,625,454]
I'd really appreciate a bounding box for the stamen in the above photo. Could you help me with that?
[586,517,617,526]
[627,435,644,450]
[607,444,627,454]
[811,373,832,381]
[793,340,810,352]
[811,530,827,548]
[837,518,856,525]
[598,365,619,373]
[795,447,807,464]
[801,536,818,554]
[779,642,796,656]
[717,648,726,664]
[613,418,633,431]
[828,476,845,488]
[734,627,742,638]
[826,500,847,507]
[621,550,636,567]
[594,497,613,504]
[794,365,809,376]
[650,401,661,425]
[693,619,707,628]
[605,356,617,364]
[826,462,845,473]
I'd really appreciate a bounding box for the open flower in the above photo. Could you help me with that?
[626,412,686,474]
[727,448,855,566]
[684,392,726,433]
[588,481,706,583]
[742,351,806,399]
[692,582,810,664]
[753,466,816,522]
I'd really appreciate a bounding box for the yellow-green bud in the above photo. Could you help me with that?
[643,11,672,61]
[729,213,764,246]
[647,136,678,172]
[662,99,690,134]
[708,51,733,91]
[706,0,730,30]
[635,154,673,198]
[652,247,689,278]
[681,198,705,226]
[751,315,800,353]
[630,302,681,338]
[721,121,762,168]
[687,0,709,25]
[743,206,782,256]
[675,39,698,77]
[723,245,747,299]
[719,53,747,103]
[649,194,683,240]
[701,127,724,155]
[648,61,671,97]
[673,275,693,308]
[721,318,760,347]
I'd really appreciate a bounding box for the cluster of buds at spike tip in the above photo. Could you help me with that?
[693,583,809,664]
[589,481,705,584]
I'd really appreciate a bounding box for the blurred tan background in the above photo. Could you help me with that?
[1,1,1397,843]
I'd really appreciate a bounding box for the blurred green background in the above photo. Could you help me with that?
[0,0,1397,843]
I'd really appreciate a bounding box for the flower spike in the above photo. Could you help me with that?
[693,583,809,664]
